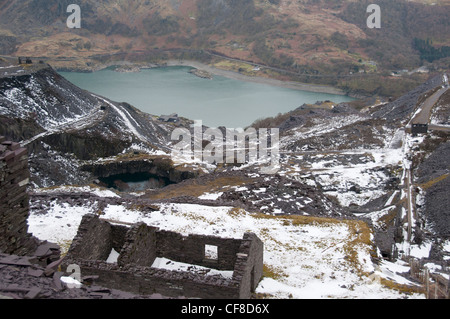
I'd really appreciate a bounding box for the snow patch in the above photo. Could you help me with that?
[28,201,424,299]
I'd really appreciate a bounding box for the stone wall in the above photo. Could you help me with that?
[0,136,38,256]
[64,214,264,299]
[118,222,157,267]
[65,215,115,261]
[155,230,243,271]
[234,233,264,299]
[66,259,241,299]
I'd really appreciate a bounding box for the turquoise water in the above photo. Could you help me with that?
[59,66,354,128]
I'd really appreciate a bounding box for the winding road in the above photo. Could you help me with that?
[410,85,449,126]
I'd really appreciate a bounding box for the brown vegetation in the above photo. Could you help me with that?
[1,0,448,96]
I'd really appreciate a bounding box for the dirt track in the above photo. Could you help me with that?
[411,86,449,125]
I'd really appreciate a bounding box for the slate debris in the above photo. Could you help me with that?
[415,142,450,239]
[0,252,170,299]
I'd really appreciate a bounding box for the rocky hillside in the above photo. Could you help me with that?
[0,58,189,187]
[251,73,450,262]
[0,0,449,96]
[0,62,99,130]
[0,55,449,298]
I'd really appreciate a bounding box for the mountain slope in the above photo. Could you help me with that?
[0,0,448,96]
[0,63,99,130]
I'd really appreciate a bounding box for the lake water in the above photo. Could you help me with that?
[59,66,354,128]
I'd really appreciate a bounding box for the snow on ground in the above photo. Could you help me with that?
[280,114,366,149]
[28,200,88,248]
[277,147,404,208]
[198,192,224,200]
[93,94,148,143]
[27,198,424,299]
[32,185,121,198]
[152,257,234,279]
[1,75,95,130]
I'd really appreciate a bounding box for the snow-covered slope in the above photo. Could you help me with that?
[0,65,99,130]
[27,187,425,299]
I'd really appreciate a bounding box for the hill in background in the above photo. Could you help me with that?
[0,0,449,96]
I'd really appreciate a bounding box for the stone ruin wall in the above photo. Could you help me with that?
[0,136,38,256]
[63,214,264,299]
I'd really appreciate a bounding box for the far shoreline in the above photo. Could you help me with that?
[164,60,351,97]
[54,58,354,98]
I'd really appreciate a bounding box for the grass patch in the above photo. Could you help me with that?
[379,277,424,295]
[146,175,249,200]
[418,173,449,190]
[263,264,286,281]
[343,219,376,273]
[57,239,73,257]
[227,207,247,218]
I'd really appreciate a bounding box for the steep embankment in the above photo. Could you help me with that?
[0,61,182,187]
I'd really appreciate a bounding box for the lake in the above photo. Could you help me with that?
[59,66,354,128]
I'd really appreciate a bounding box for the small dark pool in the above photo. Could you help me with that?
[99,172,171,192]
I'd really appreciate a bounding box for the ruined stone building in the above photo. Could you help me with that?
[63,214,264,299]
